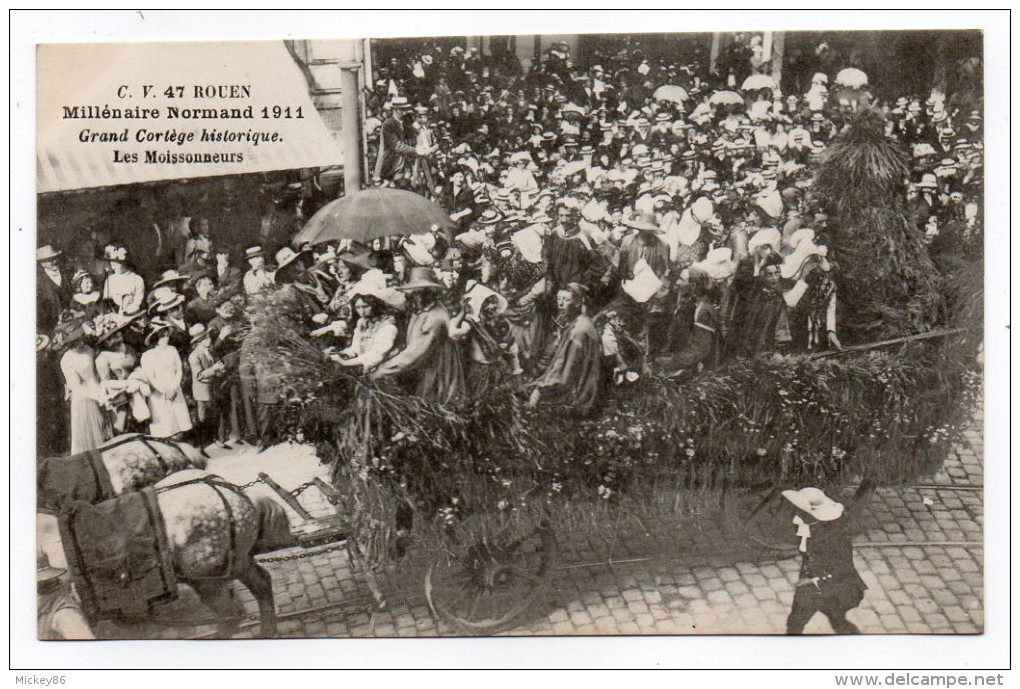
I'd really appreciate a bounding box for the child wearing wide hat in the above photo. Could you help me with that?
[781,487,867,634]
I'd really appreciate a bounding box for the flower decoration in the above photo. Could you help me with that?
[104,244,128,262]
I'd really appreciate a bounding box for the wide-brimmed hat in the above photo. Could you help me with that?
[690,247,737,281]
[337,250,374,273]
[275,248,311,284]
[37,549,66,583]
[623,211,664,234]
[622,258,664,304]
[781,487,844,521]
[148,286,186,314]
[186,269,216,291]
[401,233,438,267]
[397,265,445,291]
[348,269,406,310]
[145,318,173,346]
[755,189,784,220]
[151,269,189,292]
[94,312,140,346]
[780,238,829,279]
[36,245,62,262]
[477,209,504,225]
[103,244,130,263]
[748,227,782,255]
[464,280,509,318]
[275,246,311,273]
[53,319,87,348]
[455,229,489,250]
[189,322,209,345]
[512,226,545,264]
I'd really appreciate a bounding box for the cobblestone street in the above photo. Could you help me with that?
[77,405,984,640]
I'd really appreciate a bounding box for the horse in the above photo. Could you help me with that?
[152,470,296,638]
[38,433,208,513]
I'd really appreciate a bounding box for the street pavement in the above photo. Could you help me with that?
[87,406,984,639]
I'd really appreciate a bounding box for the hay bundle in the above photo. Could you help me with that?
[815,108,945,340]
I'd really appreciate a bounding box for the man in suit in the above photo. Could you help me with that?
[36,245,69,333]
[374,97,425,185]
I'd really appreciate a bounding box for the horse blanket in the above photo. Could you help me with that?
[38,450,113,513]
[58,487,177,622]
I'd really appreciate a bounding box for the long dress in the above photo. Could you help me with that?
[138,344,193,438]
[95,347,138,433]
[533,313,601,414]
[59,347,111,453]
[374,303,465,405]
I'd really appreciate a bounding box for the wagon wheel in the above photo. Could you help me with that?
[721,475,876,555]
[425,518,557,636]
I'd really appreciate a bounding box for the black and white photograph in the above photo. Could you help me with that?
[12,9,1009,674]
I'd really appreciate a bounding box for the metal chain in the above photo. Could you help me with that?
[236,476,265,491]
[256,540,350,563]
[290,480,317,497]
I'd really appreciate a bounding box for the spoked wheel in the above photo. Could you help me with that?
[425,518,557,636]
[721,476,876,556]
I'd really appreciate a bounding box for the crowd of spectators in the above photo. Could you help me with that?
[36,34,984,459]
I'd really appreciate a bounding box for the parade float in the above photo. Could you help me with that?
[242,106,982,634]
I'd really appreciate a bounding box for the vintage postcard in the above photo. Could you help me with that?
[13,10,1009,673]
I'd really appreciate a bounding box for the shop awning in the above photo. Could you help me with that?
[37,41,343,194]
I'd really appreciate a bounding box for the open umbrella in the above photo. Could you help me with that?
[652,84,688,104]
[709,90,745,106]
[740,74,777,91]
[292,188,455,246]
[834,68,869,89]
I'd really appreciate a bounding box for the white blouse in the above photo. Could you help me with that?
[340,316,398,370]
[103,271,145,313]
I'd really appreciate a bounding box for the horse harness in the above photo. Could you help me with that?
[156,475,248,580]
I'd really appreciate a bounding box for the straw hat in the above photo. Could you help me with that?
[478,209,504,225]
[36,334,51,352]
[463,281,509,319]
[397,266,444,291]
[148,286,186,314]
[151,269,189,292]
[244,245,265,260]
[145,318,173,346]
[781,487,844,521]
[36,245,62,262]
[916,173,939,190]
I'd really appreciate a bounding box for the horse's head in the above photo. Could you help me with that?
[252,497,296,554]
